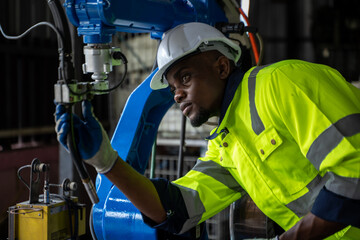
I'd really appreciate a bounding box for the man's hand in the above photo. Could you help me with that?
[55,100,118,174]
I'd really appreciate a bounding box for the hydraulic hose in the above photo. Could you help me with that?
[47,0,99,204]
[67,105,99,204]
[47,0,74,81]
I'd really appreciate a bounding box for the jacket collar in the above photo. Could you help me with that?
[206,67,245,140]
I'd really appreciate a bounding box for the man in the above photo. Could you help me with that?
[55,22,360,239]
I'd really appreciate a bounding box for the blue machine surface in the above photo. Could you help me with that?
[94,71,174,240]
[64,0,229,239]
[65,0,228,42]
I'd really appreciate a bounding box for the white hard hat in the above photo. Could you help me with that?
[150,22,242,90]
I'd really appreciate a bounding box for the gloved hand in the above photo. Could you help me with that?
[55,100,118,174]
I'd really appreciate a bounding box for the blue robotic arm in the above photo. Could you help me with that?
[64,0,228,42]
[61,0,228,83]
[63,1,230,239]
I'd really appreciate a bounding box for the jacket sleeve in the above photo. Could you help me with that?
[142,137,244,235]
[262,61,360,227]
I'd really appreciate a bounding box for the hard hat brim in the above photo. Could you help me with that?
[150,64,171,90]
[150,22,242,90]
[150,48,201,90]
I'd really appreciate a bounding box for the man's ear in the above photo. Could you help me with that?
[217,55,231,80]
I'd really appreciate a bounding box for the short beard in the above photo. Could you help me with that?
[190,107,211,127]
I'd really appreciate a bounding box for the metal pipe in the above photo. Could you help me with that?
[43,165,50,204]
[229,202,236,240]
[8,206,16,240]
[150,139,156,179]
[177,114,186,178]
[149,48,159,179]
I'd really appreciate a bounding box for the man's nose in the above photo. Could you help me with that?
[174,89,186,103]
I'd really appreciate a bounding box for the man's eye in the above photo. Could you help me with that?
[182,74,190,84]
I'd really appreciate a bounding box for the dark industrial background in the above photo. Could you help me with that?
[0,0,359,238]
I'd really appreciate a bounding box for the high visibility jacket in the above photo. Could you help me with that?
[145,60,360,239]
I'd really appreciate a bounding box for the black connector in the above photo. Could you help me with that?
[244,26,258,34]
[215,22,258,35]
[215,22,245,34]
[112,51,128,64]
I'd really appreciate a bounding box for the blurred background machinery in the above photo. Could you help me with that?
[0,0,359,239]
[8,158,85,240]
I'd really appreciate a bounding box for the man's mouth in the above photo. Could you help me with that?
[180,103,192,116]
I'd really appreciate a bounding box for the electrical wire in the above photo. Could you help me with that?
[0,21,64,45]
[238,7,260,65]
[17,165,31,190]
[0,22,75,94]
[63,59,128,97]
[67,108,90,181]
[106,50,127,91]
[49,193,79,240]
[256,32,264,66]
[92,52,128,93]
[60,50,128,97]
[0,21,126,98]
[0,22,66,68]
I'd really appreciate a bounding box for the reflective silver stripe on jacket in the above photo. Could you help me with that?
[172,159,244,234]
[248,65,269,135]
[286,174,330,217]
[172,184,206,234]
[247,66,360,217]
[325,172,360,199]
[306,113,360,170]
[192,159,245,193]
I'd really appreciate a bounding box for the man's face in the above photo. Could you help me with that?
[165,51,228,127]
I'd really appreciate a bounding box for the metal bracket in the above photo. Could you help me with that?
[29,158,41,204]
[29,158,48,204]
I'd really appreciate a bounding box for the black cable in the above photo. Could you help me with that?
[244,26,258,34]
[67,198,75,240]
[0,21,68,76]
[17,165,31,190]
[47,0,82,97]
[73,201,79,240]
[66,105,99,205]
[47,0,72,53]
[0,6,123,98]
[50,193,77,240]
[44,0,98,204]
[93,52,128,93]
[0,13,126,99]
[47,0,75,86]
[0,21,64,44]
[64,51,128,96]
[56,48,128,97]
[67,106,91,180]
[0,21,75,95]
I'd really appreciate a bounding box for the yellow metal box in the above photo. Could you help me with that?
[9,197,85,240]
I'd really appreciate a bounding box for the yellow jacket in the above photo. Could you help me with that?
[147,60,360,238]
